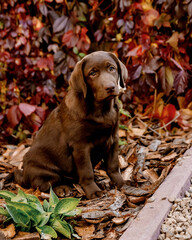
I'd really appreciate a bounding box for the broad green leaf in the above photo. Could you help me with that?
[43,199,50,212]
[6,201,43,225]
[119,109,131,118]
[49,188,59,207]
[28,202,44,213]
[26,194,44,212]
[64,208,82,217]
[51,218,71,239]
[0,190,16,201]
[6,205,30,228]
[54,198,80,215]
[11,189,27,203]
[38,212,52,227]
[36,225,57,239]
[0,206,10,217]
[26,193,41,204]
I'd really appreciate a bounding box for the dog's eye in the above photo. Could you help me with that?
[108,66,115,72]
[89,70,97,76]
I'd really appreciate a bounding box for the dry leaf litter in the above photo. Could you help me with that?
[0,122,192,239]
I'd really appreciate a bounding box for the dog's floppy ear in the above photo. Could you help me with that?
[108,52,128,88]
[69,58,87,98]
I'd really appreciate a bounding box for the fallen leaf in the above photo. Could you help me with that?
[146,152,161,160]
[9,145,30,167]
[148,140,162,151]
[122,165,133,181]
[103,230,118,240]
[74,224,95,238]
[122,185,148,196]
[142,169,159,183]
[119,155,128,169]
[166,32,179,49]
[112,217,128,225]
[12,231,40,240]
[0,224,16,238]
[161,152,177,162]
[119,129,127,138]
[129,124,146,137]
[141,9,159,26]
[128,196,147,204]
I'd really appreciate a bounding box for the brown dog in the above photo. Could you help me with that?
[14,51,128,199]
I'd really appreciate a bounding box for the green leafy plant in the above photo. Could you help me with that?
[0,188,81,239]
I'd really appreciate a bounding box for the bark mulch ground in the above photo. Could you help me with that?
[0,127,192,239]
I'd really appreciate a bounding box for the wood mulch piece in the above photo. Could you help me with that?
[0,126,192,239]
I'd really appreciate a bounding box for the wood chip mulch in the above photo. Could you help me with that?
[0,126,192,239]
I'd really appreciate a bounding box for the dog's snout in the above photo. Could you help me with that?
[105,83,115,93]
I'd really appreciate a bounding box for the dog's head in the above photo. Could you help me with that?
[69,51,128,102]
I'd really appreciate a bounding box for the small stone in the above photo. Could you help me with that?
[184,233,192,239]
[175,216,186,222]
[161,224,169,233]
[158,234,165,240]
[185,191,190,197]
[166,230,174,238]
[183,222,189,227]
[175,226,183,232]
[186,226,192,236]
[147,196,155,203]
[188,187,192,193]
[175,234,184,239]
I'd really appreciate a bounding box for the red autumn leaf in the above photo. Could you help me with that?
[7,105,22,128]
[161,104,176,130]
[94,29,103,42]
[62,30,74,47]
[32,17,44,31]
[174,70,188,95]
[158,66,174,95]
[37,58,48,69]
[141,9,159,26]
[36,107,46,121]
[47,55,54,70]
[30,113,42,132]
[132,65,142,80]
[19,103,36,117]
[53,16,68,34]
[127,45,144,57]
[185,89,192,106]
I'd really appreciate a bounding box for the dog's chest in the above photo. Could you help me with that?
[84,115,117,147]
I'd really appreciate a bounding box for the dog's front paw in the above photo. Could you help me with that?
[110,172,125,188]
[82,182,103,199]
[88,190,103,199]
[54,185,72,197]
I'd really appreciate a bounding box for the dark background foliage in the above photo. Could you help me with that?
[0,0,192,143]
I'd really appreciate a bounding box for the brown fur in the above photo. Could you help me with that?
[14,51,128,199]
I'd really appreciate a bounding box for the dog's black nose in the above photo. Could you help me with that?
[105,84,115,93]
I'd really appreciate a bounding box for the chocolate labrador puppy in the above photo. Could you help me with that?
[14,51,128,199]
